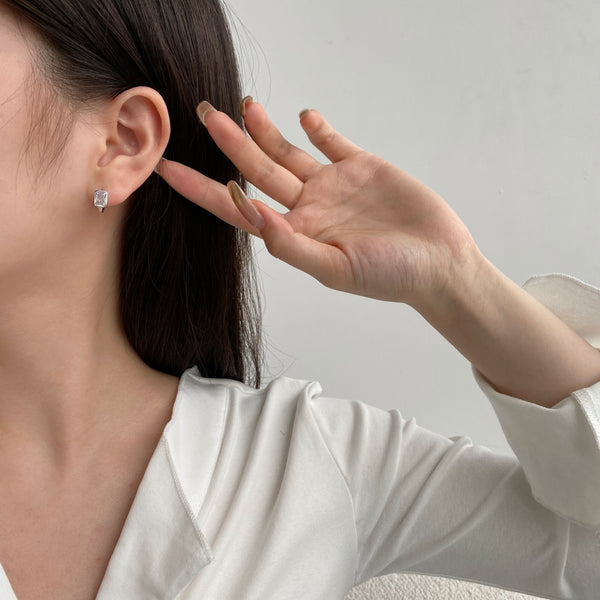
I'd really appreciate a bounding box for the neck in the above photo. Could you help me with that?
[0,244,178,468]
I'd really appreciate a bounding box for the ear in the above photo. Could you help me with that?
[93,87,170,208]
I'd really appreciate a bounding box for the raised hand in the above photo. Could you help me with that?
[158,99,479,307]
[157,99,600,406]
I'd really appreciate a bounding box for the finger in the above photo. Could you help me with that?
[299,109,362,163]
[157,159,261,236]
[254,203,352,293]
[198,102,304,209]
[224,179,354,293]
[242,99,322,182]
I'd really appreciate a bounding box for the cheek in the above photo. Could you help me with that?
[0,199,50,281]
[0,95,27,204]
[0,49,35,202]
[0,126,95,280]
[58,120,103,210]
[0,102,46,273]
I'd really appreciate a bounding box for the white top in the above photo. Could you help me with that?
[2,273,600,600]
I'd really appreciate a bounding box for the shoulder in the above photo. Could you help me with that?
[176,366,324,415]
[165,367,368,520]
[169,366,407,481]
[174,366,396,436]
[168,367,337,458]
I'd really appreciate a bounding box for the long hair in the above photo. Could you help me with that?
[4,0,262,385]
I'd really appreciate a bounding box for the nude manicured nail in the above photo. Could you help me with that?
[227,181,265,230]
[299,108,312,119]
[240,95,253,117]
[196,101,216,126]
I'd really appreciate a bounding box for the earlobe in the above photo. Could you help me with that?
[94,87,170,209]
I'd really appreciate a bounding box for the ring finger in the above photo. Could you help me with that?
[241,98,322,183]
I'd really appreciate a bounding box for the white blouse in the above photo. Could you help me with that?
[1,274,600,600]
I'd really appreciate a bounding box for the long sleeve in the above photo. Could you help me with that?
[309,394,599,599]
[475,273,600,527]
[306,273,600,599]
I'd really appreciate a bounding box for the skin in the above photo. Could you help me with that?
[0,5,177,467]
[0,8,178,598]
[159,101,600,407]
[1,0,600,595]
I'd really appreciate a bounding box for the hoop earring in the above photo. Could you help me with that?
[93,190,108,213]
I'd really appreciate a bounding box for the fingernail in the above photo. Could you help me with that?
[153,157,165,176]
[227,181,265,229]
[240,95,253,118]
[299,108,312,119]
[196,101,216,126]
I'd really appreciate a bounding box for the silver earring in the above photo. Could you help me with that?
[93,190,108,213]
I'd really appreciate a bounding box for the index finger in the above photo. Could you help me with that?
[157,158,262,236]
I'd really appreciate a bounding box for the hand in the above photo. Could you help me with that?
[158,99,480,307]
[158,99,600,405]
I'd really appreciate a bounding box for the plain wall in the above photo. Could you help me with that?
[225,0,600,454]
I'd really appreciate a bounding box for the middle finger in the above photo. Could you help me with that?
[199,102,304,209]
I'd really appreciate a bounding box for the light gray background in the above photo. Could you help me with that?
[225,0,600,455]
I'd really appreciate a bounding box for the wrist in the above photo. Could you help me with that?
[411,239,492,324]
[412,249,600,406]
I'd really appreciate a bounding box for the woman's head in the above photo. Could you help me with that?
[0,0,261,384]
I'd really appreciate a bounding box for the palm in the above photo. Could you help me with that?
[159,102,475,305]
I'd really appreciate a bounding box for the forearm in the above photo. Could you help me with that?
[415,250,600,407]
[173,100,600,406]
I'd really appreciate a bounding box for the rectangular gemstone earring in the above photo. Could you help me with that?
[93,190,108,213]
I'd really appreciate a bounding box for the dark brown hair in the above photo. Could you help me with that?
[4,0,262,385]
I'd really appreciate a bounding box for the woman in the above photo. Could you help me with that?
[0,0,599,598]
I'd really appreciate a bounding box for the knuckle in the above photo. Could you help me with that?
[198,185,211,207]
[312,125,337,148]
[229,134,249,158]
[264,235,283,260]
[271,137,294,163]
[253,157,275,184]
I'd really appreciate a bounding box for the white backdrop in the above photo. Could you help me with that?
[225,0,600,455]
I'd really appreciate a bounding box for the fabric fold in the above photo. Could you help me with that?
[474,273,600,528]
